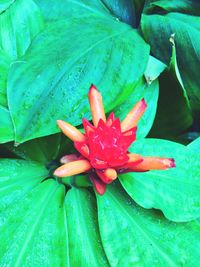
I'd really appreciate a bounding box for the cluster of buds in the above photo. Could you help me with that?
[54,85,175,195]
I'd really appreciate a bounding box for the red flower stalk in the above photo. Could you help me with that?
[54,85,175,195]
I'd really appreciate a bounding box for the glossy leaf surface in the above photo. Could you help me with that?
[0,179,68,266]
[0,0,14,13]
[188,137,200,153]
[0,49,10,107]
[149,69,192,138]
[0,106,14,143]
[8,16,149,143]
[141,13,200,113]
[0,0,44,59]
[65,188,109,266]
[0,159,48,208]
[97,183,200,267]
[144,0,200,15]
[119,138,200,221]
[6,134,61,164]
[34,0,109,22]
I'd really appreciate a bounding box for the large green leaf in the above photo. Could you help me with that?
[0,0,14,13]
[0,159,48,207]
[6,133,62,164]
[0,49,10,107]
[149,68,192,138]
[8,16,149,143]
[0,0,44,59]
[34,0,110,22]
[65,188,109,266]
[144,0,200,15]
[97,183,200,267]
[149,36,192,138]
[119,138,200,222]
[141,13,200,113]
[188,137,200,153]
[113,77,159,139]
[167,12,200,31]
[34,0,137,26]
[0,179,69,266]
[100,0,136,26]
[0,106,14,143]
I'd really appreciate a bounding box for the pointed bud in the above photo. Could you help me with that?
[129,157,175,171]
[54,159,91,177]
[57,120,86,142]
[121,99,147,132]
[88,84,106,127]
[89,173,107,195]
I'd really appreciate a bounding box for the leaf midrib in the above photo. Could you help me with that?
[16,25,131,140]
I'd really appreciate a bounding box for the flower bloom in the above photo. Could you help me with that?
[54,85,175,195]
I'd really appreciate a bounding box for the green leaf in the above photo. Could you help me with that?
[167,12,200,31]
[144,0,200,16]
[65,188,109,266]
[34,0,110,22]
[188,137,200,153]
[97,183,200,267]
[0,179,69,266]
[100,0,136,26]
[144,55,166,84]
[113,77,159,139]
[0,0,44,59]
[0,106,14,143]
[34,0,141,27]
[8,16,149,143]
[149,68,193,138]
[6,133,61,164]
[0,158,48,207]
[119,138,200,222]
[0,0,14,13]
[0,49,10,107]
[141,13,200,113]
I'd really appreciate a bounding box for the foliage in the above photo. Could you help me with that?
[0,0,200,266]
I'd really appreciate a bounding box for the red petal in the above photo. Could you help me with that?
[106,112,115,127]
[82,118,95,137]
[90,158,108,169]
[74,142,90,158]
[122,126,137,148]
[111,118,121,131]
[107,154,129,167]
[89,173,106,195]
[97,118,107,130]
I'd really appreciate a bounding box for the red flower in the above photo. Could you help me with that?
[54,85,175,195]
